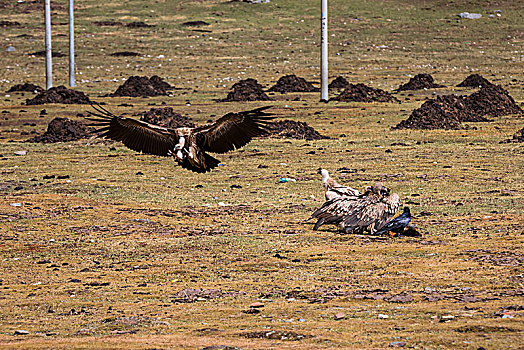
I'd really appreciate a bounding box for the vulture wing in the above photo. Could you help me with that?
[310,196,359,230]
[342,193,400,234]
[86,104,177,157]
[194,106,274,154]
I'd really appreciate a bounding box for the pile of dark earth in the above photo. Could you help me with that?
[267,74,319,93]
[329,76,350,90]
[136,107,195,128]
[92,21,123,26]
[394,85,522,130]
[29,50,66,57]
[110,51,140,57]
[265,120,330,140]
[500,127,524,143]
[457,74,493,88]
[7,83,43,93]
[107,76,173,97]
[126,21,155,28]
[0,20,20,27]
[396,73,445,91]
[181,20,210,27]
[331,83,399,103]
[27,117,94,143]
[26,85,92,105]
[220,78,272,102]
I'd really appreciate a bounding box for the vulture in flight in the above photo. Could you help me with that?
[318,168,360,200]
[87,104,275,173]
[310,182,400,234]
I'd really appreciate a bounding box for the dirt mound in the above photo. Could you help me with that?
[457,74,493,88]
[464,84,522,117]
[265,120,330,140]
[126,22,155,28]
[1,20,20,27]
[331,83,399,103]
[397,73,445,91]
[27,117,94,143]
[500,128,524,143]
[181,21,210,27]
[329,76,350,90]
[136,107,195,128]
[7,83,43,93]
[220,78,272,102]
[26,86,92,105]
[108,76,173,97]
[393,95,466,130]
[29,50,66,57]
[268,74,319,93]
[110,51,140,57]
[92,21,123,26]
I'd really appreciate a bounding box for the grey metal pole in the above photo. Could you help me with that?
[44,0,53,90]
[320,0,328,102]
[69,0,75,87]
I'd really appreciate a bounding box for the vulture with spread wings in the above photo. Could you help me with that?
[310,182,400,234]
[87,104,275,173]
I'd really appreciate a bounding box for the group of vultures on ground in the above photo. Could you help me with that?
[8,71,523,236]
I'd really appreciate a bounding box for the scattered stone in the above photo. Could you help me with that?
[334,312,346,320]
[265,120,330,140]
[171,288,243,303]
[7,83,43,93]
[249,302,264,308]
[268,74,319,93]
[10,203,22,207]
[110,51,140,57]
[27,117,94,143]
[396,73,445,91]
[457,74,493,88]
[500,127,524,143]
[329,76,350,90]
[385,294,413,303]
[389,341,407,347]
[108,76,173,97]
[378,314,389,319]
[458,12,482,19]
[26,85,92,105]
[136,107,195,128]
[220,78,272,102]
[13,330,29,335]
[244,330,310,341]
[14,150,27,156]
[6,46,15,52]
[331,83,399,103]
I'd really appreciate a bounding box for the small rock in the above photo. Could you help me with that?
[389,341,406,347]
[10,203,22,207]
[14,330,29,335]
[378,314,389,319]
[14,150,27,156]
[250,302,264,308]
[458,12,482,19]
[6,46,16,52]
[334,312,345,320]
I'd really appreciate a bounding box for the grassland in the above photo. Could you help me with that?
[0,0,523,349]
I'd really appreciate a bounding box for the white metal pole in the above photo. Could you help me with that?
[44,0,53,90]
[320,0,328,102]
[69,0,75,87]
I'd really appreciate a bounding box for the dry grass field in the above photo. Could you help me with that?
[1,0,523,349]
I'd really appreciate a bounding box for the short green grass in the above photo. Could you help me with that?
[1,0,523,349]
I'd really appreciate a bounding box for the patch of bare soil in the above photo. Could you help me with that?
[92,21,123,26]
[108,76,173,97]
[268,74,319,93]
[110,51,140,57]
[29,50,65,57]
[126,21,155,28]
[500,127,524,143]
[328,76,350,90]
[457,74,493,88]
[243,330,311,341]
[181,20,210,26]
[26,86,92,105]
[331,83,399,103]
[135,107,195,128]
[265,120,330,140]
[27,117,94,143]
[396,73,445,91]
[171,288,244,303]
[220,78,272,102]
[464,84,522,117]
[7,83,43,93]
[0,20,21,27]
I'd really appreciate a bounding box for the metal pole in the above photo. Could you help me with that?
[320,0,328,102]
[44,0,53,90]
[69,0,75,87]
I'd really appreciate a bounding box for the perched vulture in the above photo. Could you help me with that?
[87,104,275,173]
[318,168,360,200]
[373,207,411,236]
[310,182,400,234]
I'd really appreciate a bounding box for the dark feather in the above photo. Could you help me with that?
[373,207,411,235]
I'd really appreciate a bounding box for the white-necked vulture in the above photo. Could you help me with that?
[311,182,400,234]
[318,168,360,200]
[87,104,275,173]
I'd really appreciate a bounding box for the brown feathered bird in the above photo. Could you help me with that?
[318,168,360,200]
[310,182,400,234]
[87,104,275,173]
